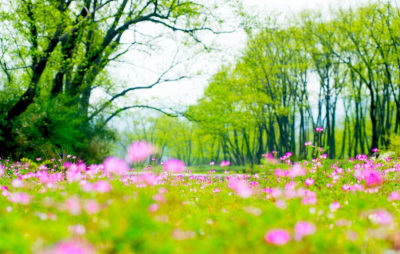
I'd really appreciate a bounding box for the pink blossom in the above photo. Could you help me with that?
[148,203,159,213]
[363,170,382,187]
[220,161,230,167]
[316,127,323,132]
[153,194,166,203]
[126,141,155,163]
[228,178,252,198]
[93,180,112,193]
[103,157,129,175]
[213,188,220,193]
[84,199,101,214]
[369,209,393,225]
[294,221,316,241]
[11,179,24,188]
[8,192,31,205]
[65,196,81,216]
[288,164,306,178]
[163,159,185,173]
[264,229,291,246]
[329,201,341,211]
[372,148,379,153]
[210,161,215,166]
[305,179,314,187]
[159,187,168,194]
[68,224,86,235]
[38,239,96,254]
[388,191,400,201]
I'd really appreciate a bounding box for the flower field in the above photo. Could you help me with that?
[1,143,400,253]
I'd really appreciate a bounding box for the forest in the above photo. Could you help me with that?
[119,1,400,166]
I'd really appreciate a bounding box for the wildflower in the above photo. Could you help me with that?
[11,178,24,188]
[84,199,101,214]
[213,188,220,193]
[8,192,31,205]
[103,157,129,175]
[220,161,230,167]
[38,239,96,254]
[294,221,316,241]
[305,179,314,187]
[148,203,159,213]
[316,127,323,132]
[68,224,86,235]
[172,229,196,241]
[153,194,166,204]
[228,178,252,198]
[388,191,400,201]
[363,170,382,187]
[372,148,379,153]
[210,161,215,166]
[93,180,112,193]
[288,163,306,178]
[264,229,291,246]
[369,209,393,225]
[64,196,81,216]
[164,159,185,173]
[126,141,155,163]
[329,201,341,211]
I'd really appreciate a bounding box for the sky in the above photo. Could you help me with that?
[103,0,378,127]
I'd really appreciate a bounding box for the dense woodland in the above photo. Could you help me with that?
[121,1,400,166]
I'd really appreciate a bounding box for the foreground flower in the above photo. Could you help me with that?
[163,159,185,173]
[388,191,400,201]
[37,239,96,254]
[294,221,316,241]
[126,141,155,163]
[264,229,291,246]
[369,209,393,225]
[9,192,31,205]
[103,157,129,175]
[329,201,341,211]
[363,170,382,187]
[305,179,314,187]
[228,178,252,198]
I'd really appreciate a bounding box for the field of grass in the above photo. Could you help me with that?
[0,146,399,253]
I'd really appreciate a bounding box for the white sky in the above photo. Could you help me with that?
[104,0,381,127]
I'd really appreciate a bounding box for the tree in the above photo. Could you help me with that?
[0,0,238,158]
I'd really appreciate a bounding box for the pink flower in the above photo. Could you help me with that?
[363,170,382,187]
[329,201,341,211]
[369,209,393,225]
[288,164,306,178]
[65,196,81,216]
[153,194,166,204]
[84,199,101,214]
[305,179,314,187]
[11,179,24,188]
[372,148,379,153]
[264,229,291,246]
[38,239,96,254]
[213,188,220,193]
[228,178,252,198]
[163,159,185,173]
[126,141,154,163]
[294,221,316,241]
[68,224,86,235]
[316,127,323,132]
[148,203,159,213]
[103,157,129,175]
[210,161,215,166]
[388,191,400,201]
[93,180,112,193]
[8,192,31,205]
[220,161,230,167]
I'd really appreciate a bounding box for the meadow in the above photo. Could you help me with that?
[0,141,399,253]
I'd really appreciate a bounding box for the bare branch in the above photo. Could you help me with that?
[105,105,177,123]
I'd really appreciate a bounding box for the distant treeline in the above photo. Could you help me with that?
[124,1,400,165]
